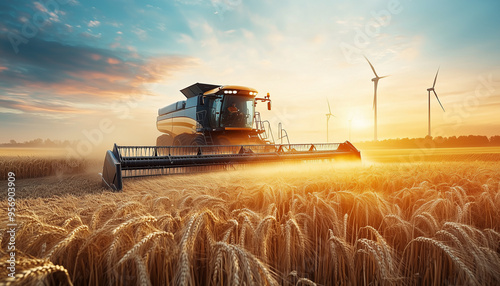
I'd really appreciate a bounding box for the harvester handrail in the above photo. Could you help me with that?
[254,112,275,144]
[114,143,343,158]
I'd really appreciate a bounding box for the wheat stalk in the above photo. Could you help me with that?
[4,264,73,286]
[112,215,157,235]
[407,237,477,284]
[45,225,89,260]
[117,231,173,266]
[135,256,152,286]
[62,215,83,229]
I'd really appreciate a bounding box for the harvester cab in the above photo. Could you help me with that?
[101,83,361,191]
[156,83,272,146]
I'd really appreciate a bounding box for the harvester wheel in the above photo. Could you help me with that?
[173,134,193,146]
[191,135,207,146]
[215,136,230,146]
[156,134,173,146]
[156,134,174,155]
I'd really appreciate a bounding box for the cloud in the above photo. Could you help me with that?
[132,27,147,40]
[157,23,166,31]
[107,57,120,65]
[81,31,102,38]
[0,35,198,116]
[0,97,92,114]
[34,2,49,13]
[88,20,101,28]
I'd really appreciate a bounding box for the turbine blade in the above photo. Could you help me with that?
[364,55,379,78]
[433,90,445,112]
[432,67,440,88]
[379,75,390,79]
[327,98,332,114]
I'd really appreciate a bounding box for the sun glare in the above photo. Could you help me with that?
[349,111,372,129]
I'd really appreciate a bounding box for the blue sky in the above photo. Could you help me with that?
[1,0,500,148]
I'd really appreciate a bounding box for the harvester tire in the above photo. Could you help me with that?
[215,136,230,146]
[190,135,207,146]
[156,134,174,146]
[173,134,193,146]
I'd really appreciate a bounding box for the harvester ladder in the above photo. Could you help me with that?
[203,131,214,145]
[196,110,215,145]
[254,112,275,144]
[195,110,207,130]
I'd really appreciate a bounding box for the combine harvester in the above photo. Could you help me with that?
[102,83,361,191]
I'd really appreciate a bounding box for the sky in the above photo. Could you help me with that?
[1,0,500,150]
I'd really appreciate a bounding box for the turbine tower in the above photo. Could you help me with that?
[364,56,388,141]
[348,117,353,142]
[427,68,445,137]
[326,99,334,142]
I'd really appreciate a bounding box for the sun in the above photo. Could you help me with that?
[350,113,372,129]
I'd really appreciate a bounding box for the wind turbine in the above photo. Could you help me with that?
[348,117,353,142]
[326,99,334,142]
[364,56,389,141]
[427,68,445,137]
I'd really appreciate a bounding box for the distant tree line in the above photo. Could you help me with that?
[0,138,77,148]
[2,135,500,149]
[355,135,500,149]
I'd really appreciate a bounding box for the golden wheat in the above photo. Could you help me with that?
[1,160,499,285]
[0,156,88,180]
[4,263,73,286]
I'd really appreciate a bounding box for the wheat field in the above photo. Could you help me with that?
[0,147,89,181]
[1,150,500,285]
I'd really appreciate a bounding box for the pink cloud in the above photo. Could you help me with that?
[34,2,48,13]
[107,58,120,65]
[9,56,198,105]
[0,97,94,114]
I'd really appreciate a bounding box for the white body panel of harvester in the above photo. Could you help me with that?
[156,116,197,137]
[156,97,198,137]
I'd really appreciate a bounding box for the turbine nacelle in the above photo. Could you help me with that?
[372,76,388,82]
